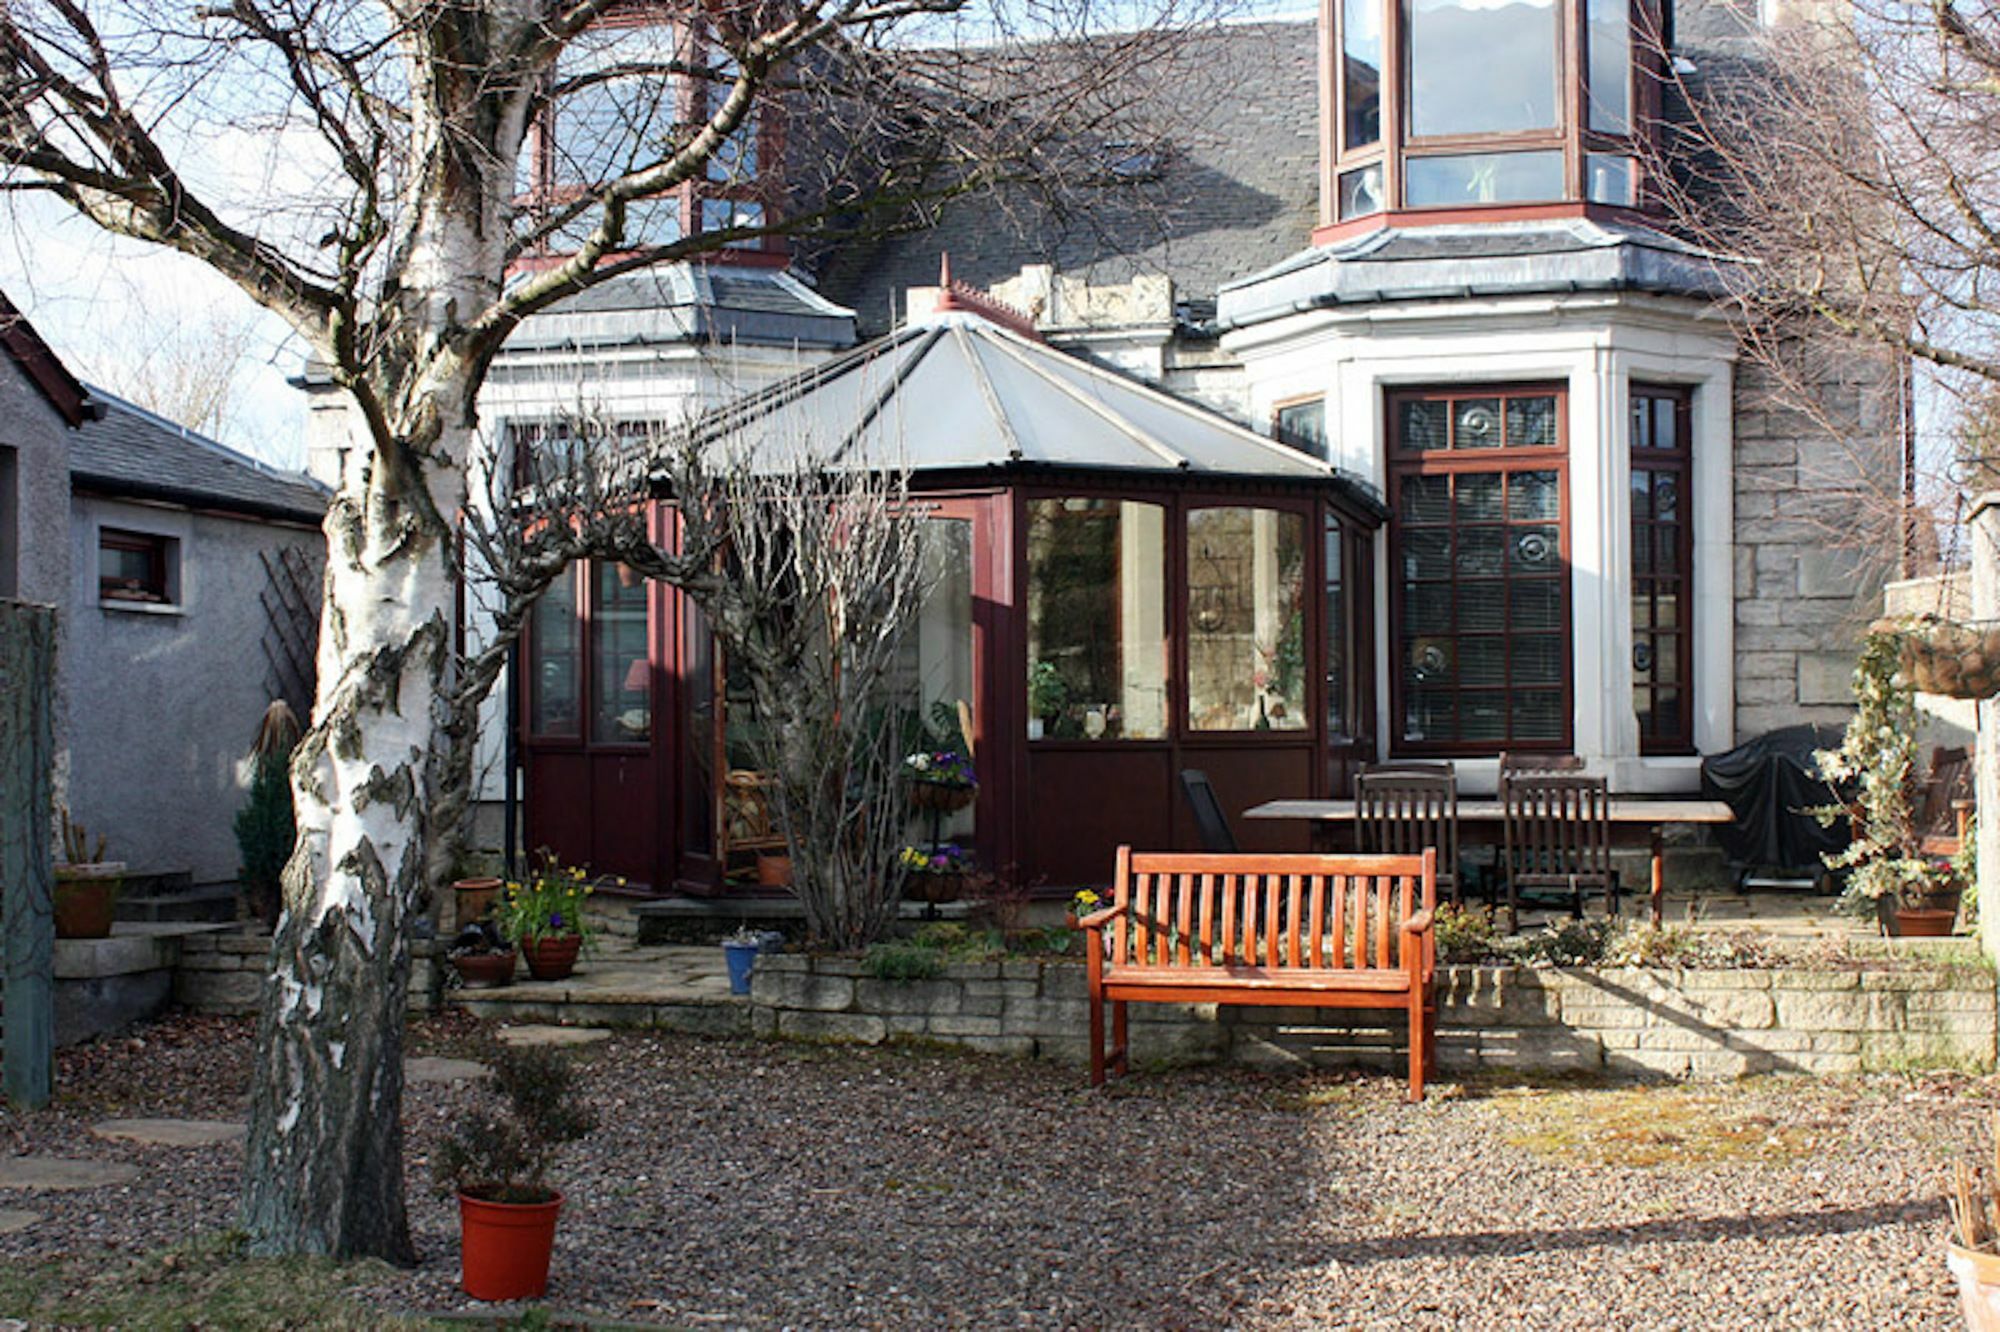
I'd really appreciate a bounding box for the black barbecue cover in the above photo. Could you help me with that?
[1699,723,1853,870]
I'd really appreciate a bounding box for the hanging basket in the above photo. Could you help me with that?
[909,781,977,813]
[1897,618,2000,699]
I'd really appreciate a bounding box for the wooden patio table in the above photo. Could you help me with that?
[1243,797,1737,929]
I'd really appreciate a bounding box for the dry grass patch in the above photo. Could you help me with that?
[1485,1083,1824,1168]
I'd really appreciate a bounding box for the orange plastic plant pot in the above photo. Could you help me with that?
[458,1191,562,1302]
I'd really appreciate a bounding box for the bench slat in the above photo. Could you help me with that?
[1101,966,1411,993]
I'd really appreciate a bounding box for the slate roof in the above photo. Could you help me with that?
[501,263,856,353]
[1215,217,1733,328]
[671,309,1384,515]
[70,387,328,524]
[809,18,1322,337]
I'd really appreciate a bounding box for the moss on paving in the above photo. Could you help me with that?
[1483,1083,1824,1168]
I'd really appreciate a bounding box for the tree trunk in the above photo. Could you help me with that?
[239,406,466,1262]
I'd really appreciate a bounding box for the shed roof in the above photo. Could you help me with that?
[682,310,1382,510]
[70,387,328,524]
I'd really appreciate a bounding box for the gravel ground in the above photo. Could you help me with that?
[0,1010,1982,1329]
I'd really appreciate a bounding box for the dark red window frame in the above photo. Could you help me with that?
[1387,384,1572,756]
[98,528,170,604]
[1630,384,1693,754]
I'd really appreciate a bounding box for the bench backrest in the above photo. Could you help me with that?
[1110,848,1435,971]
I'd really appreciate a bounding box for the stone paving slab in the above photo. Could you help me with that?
[497,1025,613,1048]
[89,1119,246,1148]
[405,1056,491,1084]
[0,1157,140,1191]
[0,1209,39,1234]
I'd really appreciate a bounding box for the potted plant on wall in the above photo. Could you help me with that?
[433,1043,598,1303]
[1815,627,1963,935]
[496,853,605,981]
[53,808,124,939]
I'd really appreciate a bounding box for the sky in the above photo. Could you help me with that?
[0,195,310,471]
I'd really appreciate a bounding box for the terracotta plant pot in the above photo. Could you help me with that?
[756,854,792,887]
[909,782,976,813]
[53,862,124,939]
[453,876,503,925]
[1893,907,1958,937]
[451,950,517,988]
[458,1190,563,1302]
[1950,1241,2000,1332]
[520,934,582,981]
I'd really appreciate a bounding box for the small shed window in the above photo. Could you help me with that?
[98,528,173,605]
[1274,397,1329,456]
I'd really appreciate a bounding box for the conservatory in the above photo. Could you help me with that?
[519,303,1385,893]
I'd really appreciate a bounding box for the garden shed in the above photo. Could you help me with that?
[520,297,1385,893]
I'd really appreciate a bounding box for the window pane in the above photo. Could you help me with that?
[1027,499,1167,741]
[591,562,651,743]
[551,25,682,187]
[1407,151,1565,207]
[1506,396,1558,448]
[1631,389,1692,751]
[1188,507,1309,731]
[1405,0,1557,137]
[1339,164,1385,219]
[701,197,765,247]
[1508,469,1561,520]
[901,518,977,838]
[1455,472,1504,522]
[1276,398,1328,455]
[681,601,714,857]
[1585,0,1631,133]
[1587,154,1636,205]
[1399,398,1448,451]
[1344,0,1383,148]
[1401,474,1451,524]
[1326,520,1349,737]
[531,568,581,737]
[1453,398,1503,449]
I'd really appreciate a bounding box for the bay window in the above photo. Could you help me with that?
[1324,0,1663,230]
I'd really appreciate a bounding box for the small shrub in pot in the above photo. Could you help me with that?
[433,1044,597,1301]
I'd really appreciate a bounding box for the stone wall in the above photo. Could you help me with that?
[750,953,1997,1077]
[174,929,444,1016]
[1731,353,1902,737]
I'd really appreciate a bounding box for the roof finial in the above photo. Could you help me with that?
[931,254,1042,340]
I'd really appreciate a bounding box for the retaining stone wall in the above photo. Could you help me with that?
[174,930,444,1015]
[750,954,1998,1077]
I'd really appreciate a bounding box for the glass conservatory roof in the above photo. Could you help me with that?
[677,311,1375,497]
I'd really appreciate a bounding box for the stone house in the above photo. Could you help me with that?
[1,296,328,894]
[299,0,1901,892]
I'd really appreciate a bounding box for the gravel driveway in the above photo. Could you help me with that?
[0,1011,1978,1329]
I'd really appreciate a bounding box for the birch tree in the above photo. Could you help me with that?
[0,0,1212,1261]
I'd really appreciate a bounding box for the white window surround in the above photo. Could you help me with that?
[87,507,190,615]
[1221,293,1736,791]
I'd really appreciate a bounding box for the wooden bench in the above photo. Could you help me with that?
[1081,847,1438,1101]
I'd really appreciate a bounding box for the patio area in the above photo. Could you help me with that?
[0,1009,1976,1328]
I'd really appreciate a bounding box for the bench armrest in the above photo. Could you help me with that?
[1080,903,1128,930]
[1399,909,1435,937]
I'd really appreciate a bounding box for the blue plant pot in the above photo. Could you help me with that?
[723,940,759,995]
